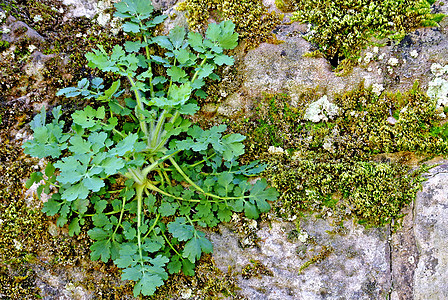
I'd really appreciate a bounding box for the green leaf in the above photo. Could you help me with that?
[221,133,246,161]
[214,54,234,66]
[183,233,213,263]
[217,21,239,49]
[69,135,91,154]
[206,22,221,42]
[68,218,81,236]
[244,201,259,219]
[167,258,182,274]
[134,273,164,297]
[182,259,196,276]
[110,133,139,156]
[169,26,186,49]
[61,182,90,201]
[82,177,105,192]
[188,32,204,52]
[97,79,121,102]
[25,172,43,189]
[102,157,125,175]
[152,36,173,51]
[196,64,214,80]
[45,163,56,177]
[142,240,163,253]
[123,22,140,33]
[42,196,62,216]
[167,218,194,241]
[72,106,104,128]
[166,66,187,83]
[88,227,110,240]
[92,213,110,227]
[159,201,178,217]
[90,239,111,262]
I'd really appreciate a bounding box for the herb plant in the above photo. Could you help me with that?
[22,0,278,296]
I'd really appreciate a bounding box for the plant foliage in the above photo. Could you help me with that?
[23,0,278,296]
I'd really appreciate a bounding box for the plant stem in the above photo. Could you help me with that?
[136,184,145,266]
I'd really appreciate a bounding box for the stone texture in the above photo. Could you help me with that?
[211,217,391,299]
[413,162,448,300]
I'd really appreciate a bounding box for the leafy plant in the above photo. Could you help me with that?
[22,0,278,296]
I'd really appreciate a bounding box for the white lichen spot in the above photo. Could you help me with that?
[322,140,333,152]
[387,57,399,66]
[408,256,415,264]
[297,231,308,243]
[373,46,379,54]
[1,26,11,34]
[33,14,43,22]
[28,44,37,53]
[377,68,382,75]
[427,77,448,108]
[304,95,339,123]
[430,63,448,77]
[367,67,372,72]
[181,288,192,299]
[0,11,6,22]
[378,53,386,60]
[371,83,384,96]
[268,146,285,155]
[248,219,258,229]
[364,52,373,63]
[287,215,297,221]
[97,12,111,26]
[410,50,418,58]
[13,239,22,250]
[387,66,393,74]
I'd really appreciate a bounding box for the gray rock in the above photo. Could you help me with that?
[62,0,100,19]
[413,162,448,300]
[211,217,391,299]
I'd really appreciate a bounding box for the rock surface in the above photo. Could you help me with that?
[2,0,448,299]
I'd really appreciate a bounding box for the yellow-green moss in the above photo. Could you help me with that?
[178,0,282,49]
[227,84,447,226]
[289,0,444,66]
[267,159,428,226]
[152,254,240,299]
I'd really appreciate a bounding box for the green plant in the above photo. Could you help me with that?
[22,0,278,296]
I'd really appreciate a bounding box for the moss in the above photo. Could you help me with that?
[241,259,273,279]
[178,0,282,49]
[152,254,241,299]
[298,245,333,274]
[232,83,448,163]
[289,0,443,67]
[227,83,448,226]
[267,159,428,226]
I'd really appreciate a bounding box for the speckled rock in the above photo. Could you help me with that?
[413,162,448,300]
[210,217,391,299]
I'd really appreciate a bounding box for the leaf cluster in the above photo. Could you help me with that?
[22,0,278,297]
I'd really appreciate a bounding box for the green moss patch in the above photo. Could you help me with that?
[178,0,282,48]
[289,0,443,67]
[228,84,448,226]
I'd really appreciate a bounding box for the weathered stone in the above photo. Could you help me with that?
[211,216,391,299]
[413,162,448,300]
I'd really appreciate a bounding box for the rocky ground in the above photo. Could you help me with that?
[1,0,448,299]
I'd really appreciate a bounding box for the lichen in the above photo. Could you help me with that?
[177,0,282,49]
